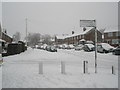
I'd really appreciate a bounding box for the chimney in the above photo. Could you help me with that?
[72,31,74,34]
[83,27,86,32]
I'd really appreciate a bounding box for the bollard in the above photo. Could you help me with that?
[83,61,88,74]
[39,61,43,74]
[61,61,65,74]
[83,61,85,74]
[112,66,115,75]
[85,61,88,73]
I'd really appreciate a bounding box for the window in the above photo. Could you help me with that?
[108,32,113,37]
[112,39,120,44]
[116,32,120,36]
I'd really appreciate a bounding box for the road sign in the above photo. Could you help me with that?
[80,19,97,73]
[80,20,96,27]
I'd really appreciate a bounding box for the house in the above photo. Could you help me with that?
[0,24,12,43]
[55,27,102,45]
[104,30,120,47]
[55,35,67,45]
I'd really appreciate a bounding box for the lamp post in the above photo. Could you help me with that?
[25,18,28,46]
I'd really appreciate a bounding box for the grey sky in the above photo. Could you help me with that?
[2,2,118,39]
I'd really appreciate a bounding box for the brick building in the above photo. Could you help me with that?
[55,35,67,45]
[55,27,102,45]
[104,30,120,47]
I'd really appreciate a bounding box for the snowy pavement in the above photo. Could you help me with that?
[2,47,118,88]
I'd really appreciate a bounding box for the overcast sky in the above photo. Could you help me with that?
[2,2,118,39]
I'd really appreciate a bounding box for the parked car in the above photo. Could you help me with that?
[97,43,115,53]
[75,44,84,51]
[50,46,57,52]
[86,41,94,44]
[46,45,57,52]
[43,44,47,50]
[62,44,70,49]
[46,45,51,51]
[83,44,95,52]
[58,45,63,49]
[69,44,74,49]
[112,46,120,55]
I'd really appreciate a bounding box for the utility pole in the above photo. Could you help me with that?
[25,18,28,46]
[94,21,97,73]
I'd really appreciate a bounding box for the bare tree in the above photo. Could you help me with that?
[42,34,52,44]
[27,33,41,46]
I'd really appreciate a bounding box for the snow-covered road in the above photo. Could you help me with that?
[2,48,118,88]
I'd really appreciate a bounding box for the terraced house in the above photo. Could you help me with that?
[55,27,102,45]
[104,30,120,47]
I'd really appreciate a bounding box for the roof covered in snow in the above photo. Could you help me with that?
[56,27,97,39]
[56,35,67,39]
[104,29,119,33]
[0,39,6,42]
[65,27,94,38]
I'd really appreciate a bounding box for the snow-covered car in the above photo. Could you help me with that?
[85,41,94,44]
[83,44,95,52]
[58,45,63,49]
[75,44,84,51]
[69,44,74,49]
[97,43,115,53]
[62,44,70,49]
[112,46,120,55]
[40,45,44,49]
[43,44,48,50]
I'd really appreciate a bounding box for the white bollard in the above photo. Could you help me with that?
[39,61,43,74]
[61,61,65,74]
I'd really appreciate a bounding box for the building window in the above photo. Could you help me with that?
[112,39,120,44]
[116,32,120,36]
[108,32,113,37]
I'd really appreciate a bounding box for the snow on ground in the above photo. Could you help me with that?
[2,47,118,88]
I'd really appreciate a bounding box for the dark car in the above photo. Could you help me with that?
[46,45,57,52]
[50,46,57,52]
[46,45,51,51]
[112,46,120,55]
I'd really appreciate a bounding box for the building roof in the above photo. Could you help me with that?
[65,27,94,38]
[104,29,119,33]
[0,39,6,42]
[56,35,67,39]
[56,27,97,39]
